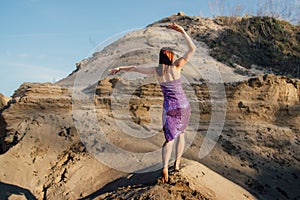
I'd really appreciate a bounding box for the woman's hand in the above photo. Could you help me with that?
[109,67,120,75]
[168,22,185,33]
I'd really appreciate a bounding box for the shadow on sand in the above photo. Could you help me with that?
[79,168,163,200]
[0,182,37,200]
[0,113,8,154]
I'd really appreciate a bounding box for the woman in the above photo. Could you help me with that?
[109,23,196,183]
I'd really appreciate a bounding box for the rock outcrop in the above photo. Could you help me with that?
[0,83,72,153]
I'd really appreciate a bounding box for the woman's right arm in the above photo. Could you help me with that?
[109,65,156,75]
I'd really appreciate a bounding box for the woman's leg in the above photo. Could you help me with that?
[161,140,174,183]
[174,133,185,171]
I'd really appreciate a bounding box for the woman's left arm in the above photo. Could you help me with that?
[181,30,197,62]
[168,23,196,68]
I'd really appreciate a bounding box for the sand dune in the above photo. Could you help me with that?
[0,14,299,199]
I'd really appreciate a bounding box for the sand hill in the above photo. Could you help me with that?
[0,13,299,199]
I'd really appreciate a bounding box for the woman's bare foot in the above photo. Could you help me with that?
[161,168,169,183]
[174,160,180,172]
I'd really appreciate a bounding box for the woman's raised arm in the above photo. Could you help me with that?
[168,23,196,68]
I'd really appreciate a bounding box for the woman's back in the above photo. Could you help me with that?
[156,64,181,84]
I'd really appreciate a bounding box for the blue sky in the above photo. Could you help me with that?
[0,0,298,96]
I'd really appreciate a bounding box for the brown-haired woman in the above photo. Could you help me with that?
[109,22,196,183]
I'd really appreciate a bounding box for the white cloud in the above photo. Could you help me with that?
[4,62,68,81]
[0,61,70,96]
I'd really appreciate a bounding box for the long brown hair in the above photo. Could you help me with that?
[156,47,174,76]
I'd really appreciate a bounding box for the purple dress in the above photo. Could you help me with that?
[160,77,191,141]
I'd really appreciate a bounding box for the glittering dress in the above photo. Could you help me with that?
[160,77,191,141]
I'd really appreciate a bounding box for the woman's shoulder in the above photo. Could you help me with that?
[173,57,188,69]
[171,64,181,74]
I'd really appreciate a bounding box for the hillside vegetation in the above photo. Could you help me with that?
[150,14,300,78]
